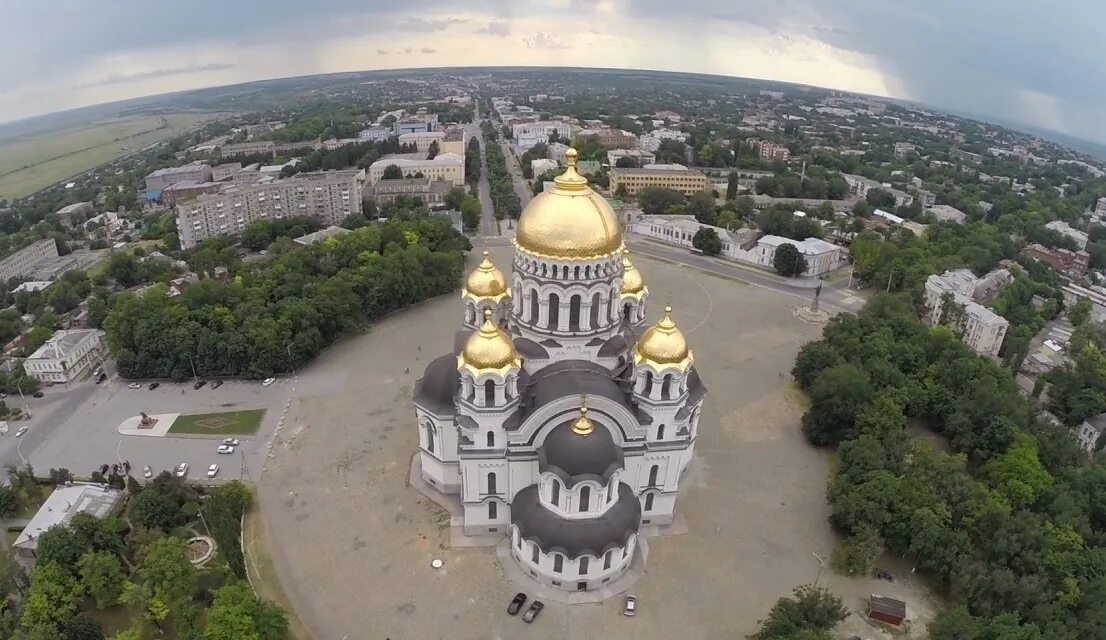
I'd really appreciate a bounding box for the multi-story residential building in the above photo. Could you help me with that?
[609,165,709,196]
[55,202,95,227]
[211,162,243,181]
[639,128,688,152]
[176,170,366,249]
[843,174,914,207]
[949,148,983,165]
[574,128,637,149]
[144,163,213,191]
[358,127,392,142]
[607,149,657,167]
[924,270,1009,357]
[912,188,937,208]
[1044,220,1089,250]
[893,142,916,159]
[399,131,446,153]
[219,141,277,158]
[511,121,572,143]
[24,329,105,383]
[927,204,967,224]
[0,239,59,283]
[1076,413,1106,453]
[748,139,791,161]
[365,178,453,206]
[1025,244,1091,278]
[1095,196,1106,219]
[367,153,465,186]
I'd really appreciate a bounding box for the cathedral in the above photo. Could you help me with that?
[413,149,707,592]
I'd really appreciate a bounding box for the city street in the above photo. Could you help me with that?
[500,138,533,208]
[462,116,499,237]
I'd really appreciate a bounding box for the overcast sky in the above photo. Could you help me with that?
[5,1,1103,142]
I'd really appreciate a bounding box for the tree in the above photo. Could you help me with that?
[615,156,640,168]
[426,140,439,160]
[19,562,82,639]
[1071,298,1091,326]
[979,432,1053,510]
[132,488,183,531]
[801,364,873,446]
[61,613,106,640]
[750,585,848,640]
[692,228,723,256]
[773,243,807,277]
[460,196,481,232]
[0,485,18,517]
[35,526,84,570]
[637,187,685,215]
[444,186,467,211]
[726,171,739,200]
[686,190,717,225]
[78,550,126,609]
[138,537,197,613]
[381,164,404,180]
[792,341,842,391]
[205,583,288,640]
[735,195,756,218]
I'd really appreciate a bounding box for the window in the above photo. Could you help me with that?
[562,266,569,279]
[604,550,612,570]
[644,493,654,511]
[648,465,659,487]
[657,424,665,440]
[531,543,539,563]
[553,555,563,573]
[606,482,613,503]
[569,295,581,330]
[642,372,653,396]
[579,486,590,512]
[517,533,522,549]
[484,380,495,406]
[590,292,601,329]
[488,501,497,519]
[579,557,589,575]
[661,375,672,400]
[487,472,497,494]
[530,290,539,323]
[486,431,495,447]
[574,266,581,279]
[548,293,560,329]
[424,423,435,453]
[550,480,560,506]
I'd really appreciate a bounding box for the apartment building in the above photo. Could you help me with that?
[176,170,366,249]
[893,142,916,159]
[0,239,60,283]
[145,163,213,190]
[949,148,983,165]
[574,128,637,149]
[843,174,915,207]
[358,127,393,141]
[609,164,709,196]
[927,204,967,224]
[1025,244,1091,278]
[607,149,657,166]
[55,202,95,227]
[211,162,243,181]
[368,153,465,186]
[1044,220,1089,250]
[365,177,453,206]
[512,121,572,151]
[24,329,105,383]
[924,269,1009,357]
[399,131,446,152]
[747,139,791,161]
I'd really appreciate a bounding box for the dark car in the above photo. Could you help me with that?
[522,601,544,623]
[32,391,43,398]
[95,372,107,384]
[211,380,224,389]
[507,593,527,615]
[148,382,160,390]
[193,380,206,390]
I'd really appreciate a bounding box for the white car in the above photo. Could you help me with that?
[127,382,141,389]
[623,595,637,616]
[175,462,188,477]
[15,426,27,437]
[207,463,220,478]
[216,444,235,454]
[262,377,276,387]
[222,438,240,446]
[143,465,153,479]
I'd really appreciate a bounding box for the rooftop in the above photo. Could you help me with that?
[294,225,353,246]
[26,329,101,361]
[13,484,125,551]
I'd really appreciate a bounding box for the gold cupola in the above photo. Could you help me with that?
[620,249,647,300]
[458,309,521,375]
[463,251,509,302]
[515,148,623,259]
[572,398,594,436]
[634,306,693,371]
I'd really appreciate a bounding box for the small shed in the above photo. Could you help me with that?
[867,594,906,626]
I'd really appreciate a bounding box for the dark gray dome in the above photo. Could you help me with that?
[538,419,623,486]
[512,483,641,559]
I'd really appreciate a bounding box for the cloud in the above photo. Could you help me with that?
[421,47,437,54]
[523,32,569,50]
[476,22,510,37]
[377,49,390,55]
[395,17,467,32]
[74,62,235,88]
[404,46,413,54]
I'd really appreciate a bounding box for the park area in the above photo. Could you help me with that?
[0,112,218,199]
[169,409,266,436]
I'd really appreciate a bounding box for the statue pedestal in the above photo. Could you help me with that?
[793,305,830,324]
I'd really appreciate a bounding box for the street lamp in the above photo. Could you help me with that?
[185,354,198,381]
[812,552,827,586]
[286,344,297,378]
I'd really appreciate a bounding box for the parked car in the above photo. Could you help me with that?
[15,426,28,437]
[143,465,153,479]
[175,462,189,477]
[32,391,43,398]
[216,444,235,454]
[127,382,141,389]
[193,380,206,390]
[211,380,224,389]
[148,382,160,390]
[623,594,637,616]
[92,367,102,378]
[522,601,544,623]
[207,464,220,478]
[96,372,107,384]
[507,593,527,615]
[222,438,240,446]
[262,377,276,387]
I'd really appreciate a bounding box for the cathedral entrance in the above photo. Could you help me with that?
[577,581,587,591]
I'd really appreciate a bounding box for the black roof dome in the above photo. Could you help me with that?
[538,413,623,486]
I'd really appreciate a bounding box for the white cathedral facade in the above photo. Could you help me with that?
[413,150,707,592]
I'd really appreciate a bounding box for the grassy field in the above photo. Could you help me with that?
[169,409,266,436]
[0,112,219,199]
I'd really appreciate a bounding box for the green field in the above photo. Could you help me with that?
[0,112,221,199]
[168,409,266,436]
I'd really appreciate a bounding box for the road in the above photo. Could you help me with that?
[463,116,499,237]
[499,139,533,209]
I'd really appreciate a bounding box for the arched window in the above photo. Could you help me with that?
[488,501,497,519]
[486,431,495,447]
[661,375,672,400]
[579,486,591,512]
[590,292,601,329]
[487,472,497,494]
[424,423,435,453]
[562,266,569,279]
[606,481,613,503]
[529,289,539,323]
[517,533,522,549]
[579,556,589,575]
[604,550,613,570]
[644,493,654,511]
[531,543,539,563]
[648,465,659,486]
[623,303,632,322]
[585,265,591,279]
[568,295,581,331]
[642,372,653,396]
[550,480,560,506]
[548,293,560,330]
[484,380,496,406]
[553,554,563,573]
[657,424,665,440]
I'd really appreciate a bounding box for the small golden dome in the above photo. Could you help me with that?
[515,148,623,260]
[463,251,509,301]
[571,404,594,436]
[459,310,520,374]
[621,250,646,296]
[634,306,693,371]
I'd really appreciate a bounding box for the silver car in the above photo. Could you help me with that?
[623,595,637,616]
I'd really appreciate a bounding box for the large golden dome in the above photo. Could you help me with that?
[463,251,509,301]
[634,306,693,371]
[621,250,646,298]
[515,149,623,259]
[458,310,521,374]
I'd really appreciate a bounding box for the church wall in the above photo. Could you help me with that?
[510,526,637,590]
[419,453,461,493]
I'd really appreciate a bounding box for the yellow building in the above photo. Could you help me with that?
[609,165,709,196]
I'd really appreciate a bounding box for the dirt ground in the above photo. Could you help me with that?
[255,247,942,640]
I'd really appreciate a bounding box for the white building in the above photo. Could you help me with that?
[530,158,558,177]
[13,484,125,564]
[512,121,572,152]
[1044,220,1089,250]
[927,204,967,224]
[368,153,465,186]
[608,149,657,167]
[24,329,105,383]
[414,151,706,593]
[0,239,59,283]
[747,236,848,276]
[1076,413,1106,453]
[924,270,1009,357]
[358,127,393,141]
[843,174,914,207]
[399,131,447,152]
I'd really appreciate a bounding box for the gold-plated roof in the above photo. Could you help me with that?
[634,306,693,371]
[571,402,594,436]
[458,310,520,375]
[621,249,646,298]
[515,149,623,260]
[463,251,509,301]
